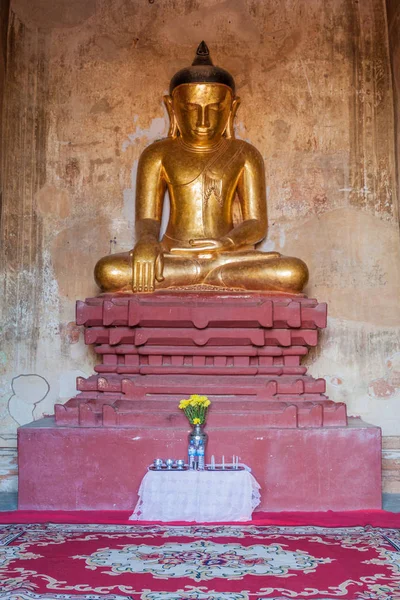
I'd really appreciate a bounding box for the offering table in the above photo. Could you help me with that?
[130,468,261,522]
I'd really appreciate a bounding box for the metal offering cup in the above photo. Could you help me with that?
[165,458,174,470]
[153,458,163,470]
[176,459,185,470]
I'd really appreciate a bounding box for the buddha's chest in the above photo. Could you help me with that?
[163,144,243,195]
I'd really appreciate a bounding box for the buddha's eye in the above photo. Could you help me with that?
[208,103,221,111]
[184,103,198,112]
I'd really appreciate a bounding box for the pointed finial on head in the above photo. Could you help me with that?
[169,41,235,94]
[192,41,213,66]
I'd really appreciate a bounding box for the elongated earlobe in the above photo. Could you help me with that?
[224,97,240,139]
[163,95,178,138]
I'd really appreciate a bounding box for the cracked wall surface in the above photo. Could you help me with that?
[0,0,399,491]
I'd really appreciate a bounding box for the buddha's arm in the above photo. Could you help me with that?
[177,145,268,254]
[223,145,267,248]
[132,144,166,292]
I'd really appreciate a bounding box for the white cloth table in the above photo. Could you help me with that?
[130,469,261,522]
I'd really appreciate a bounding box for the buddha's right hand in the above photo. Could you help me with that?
[131,241,164,292]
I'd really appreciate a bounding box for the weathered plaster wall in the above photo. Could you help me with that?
[383,0,400,493]
[0,0,399,490]
[0,0,10,197]
[387,0,400,201]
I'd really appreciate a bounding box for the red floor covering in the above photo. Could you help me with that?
[1,519,400,599]
[1,509,400,527]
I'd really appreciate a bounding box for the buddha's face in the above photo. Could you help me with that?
[172,83,233,146]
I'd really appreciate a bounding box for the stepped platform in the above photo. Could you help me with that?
[56,292,343,428]
[18,292,382,511]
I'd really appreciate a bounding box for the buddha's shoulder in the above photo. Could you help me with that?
[233,139,264,162]
[139,138,173,161]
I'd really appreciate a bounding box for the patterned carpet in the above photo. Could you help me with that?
[1,522,400,599]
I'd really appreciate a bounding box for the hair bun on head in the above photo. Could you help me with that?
[169,41,235,94]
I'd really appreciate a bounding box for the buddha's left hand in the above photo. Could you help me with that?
[170,237,234,254]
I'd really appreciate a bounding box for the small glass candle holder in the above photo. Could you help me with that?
[176,459,185,470]
[153,458,163,470]
[165,458,174,470]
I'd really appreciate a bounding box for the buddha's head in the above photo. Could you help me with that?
[165,42,240,146]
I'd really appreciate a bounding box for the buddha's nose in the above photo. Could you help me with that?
[196,106,210,128]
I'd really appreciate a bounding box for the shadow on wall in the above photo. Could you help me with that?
[8,374,50,426]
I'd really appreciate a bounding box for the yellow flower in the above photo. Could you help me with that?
[192,417,201,425]
[179,394,211,411]
[189,394,210,406]
[178,399,191,410]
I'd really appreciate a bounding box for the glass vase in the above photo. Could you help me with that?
[188,423,208,469]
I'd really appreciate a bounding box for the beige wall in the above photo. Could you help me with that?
[387,0,400,203]
[0,0,399,491]
[384,0,400,493]
[0,0,9,189]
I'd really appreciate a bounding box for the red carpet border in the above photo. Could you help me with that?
[1,509,400,527]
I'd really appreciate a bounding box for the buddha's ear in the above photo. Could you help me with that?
[224,97,241,139]
[163,95,178,138]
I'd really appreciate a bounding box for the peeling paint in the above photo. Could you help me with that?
[330,376,343,387]
[369,378,396,399]
[8,374,50,426]
[122,116,168,151]
[383,450,400,460]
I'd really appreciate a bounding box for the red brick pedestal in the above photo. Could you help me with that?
[18,292,382,511]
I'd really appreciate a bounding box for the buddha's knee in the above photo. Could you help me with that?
[290,258,309,292]
[206,255,309,293]
[94,252,132,292]
[276,257,309,292]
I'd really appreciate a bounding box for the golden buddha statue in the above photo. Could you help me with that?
[95,42,308,294]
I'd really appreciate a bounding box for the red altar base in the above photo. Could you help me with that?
[18,292,382,511]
